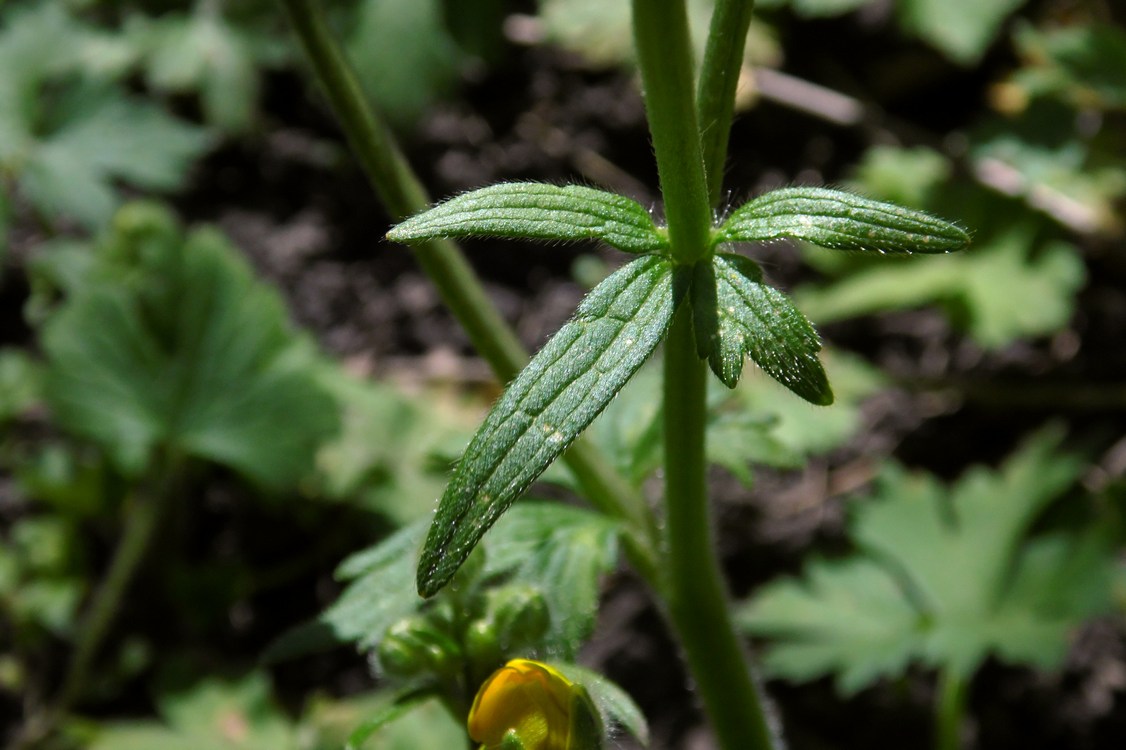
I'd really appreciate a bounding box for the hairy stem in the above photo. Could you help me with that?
[663,308,778,750]
[636,1,779,748]
[631,0,713,264]
[278,0,658,578]
[697,0,756,205]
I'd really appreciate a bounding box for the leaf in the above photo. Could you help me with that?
[388,183,668,254]
[19,84,210,228]
[90,673,298,750]
[346,0,461,128]
[717,187,969,255]
[692,253,831,404]
[311,365,473,525]
[40,204,339,488]
[417,255,681,596]
[289,519,429,655]
[897,0,1026,65]
[136,6,270,132]
[787,0,871,18]
[796,223,1085,348]
[0,348,40,424]
[549,662,650,746]
[738,557,920,695]
[739,427,1117,693]
[483,503,621,658]
[729,348,885,459]
[1012,23,1126,109]
[344,690,433,750]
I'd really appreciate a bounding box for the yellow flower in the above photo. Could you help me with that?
[467,659,602,750]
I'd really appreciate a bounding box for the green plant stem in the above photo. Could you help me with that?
[935,668,968,750]
[697,0,756,205]
[278,0,658,579]
[19,454,184,746]
[636,1,778,748]
[631,0,713,264]
[662,309,777,750]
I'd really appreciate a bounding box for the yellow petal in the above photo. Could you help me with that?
[468,659,574,750]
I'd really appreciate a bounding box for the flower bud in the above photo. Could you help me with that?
[377,617,462,681]
[489,585,550,650]
[468,659,603,750]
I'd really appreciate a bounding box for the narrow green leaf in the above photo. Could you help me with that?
[693,253,831,404]
[418,255,681,596]
[345,690,434,750]
[387,182,668,253]
[717,186,969,254]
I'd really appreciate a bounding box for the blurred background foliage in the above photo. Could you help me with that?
[0,0,1123,748]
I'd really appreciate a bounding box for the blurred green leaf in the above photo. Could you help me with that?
[797,223,1085,348]
[0,5,209,231]
[483,503,620,659]
[897,0,1027,65]
[341,693,464,750]
[89,673,298,750]
[1,516,86,638]
[345,0,460,128]
[1012,22,1126,109]
[786,0,871,17]
[851,145,952,210]
[131,4,280,132]
[726,349,884,461]
[41,203,339,488]
[971,99,1126,234]
[739,428,1118,692]
[312,366,472,525]
[0,348,40,424]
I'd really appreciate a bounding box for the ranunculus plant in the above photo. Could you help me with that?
[279,1,969,748]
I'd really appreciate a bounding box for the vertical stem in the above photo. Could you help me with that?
[59,455,183,709]
[631,0,713,263]
[18,454,183,747]
[663,309,778,750]
[697,0,756,205]
[278,0,659,575]
[935,669,968,750]
[635,1,778,748]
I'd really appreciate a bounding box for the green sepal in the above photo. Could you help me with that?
[387,182,668,253]
[566,684,605,750]
[692,253,831,404]
[417,255,682,596]
[717,186,970,254]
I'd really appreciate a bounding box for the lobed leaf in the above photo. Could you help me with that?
[692,253,831,404]
[41,204,337,488]
[388,182,667,253]
[739,427,1116,694]
[717,186,969,254]
[417,255,682,596]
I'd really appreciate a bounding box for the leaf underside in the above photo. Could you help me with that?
[417,255,681,596]
[387,182,668,253]
[718,186,970,254]
[693,253,831,404]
